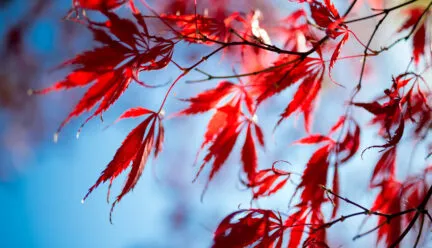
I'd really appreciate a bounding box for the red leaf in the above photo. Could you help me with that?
[278,74,316,121]
[370,147,396,187]
[371,179,402,247]
[200,121,241,181]
[352,101,385,115]
[298,145,331,208]
[371,116,405,150]
[178,82,263,185]
[254,123,265,147]
[285,208,307,248]
[412,23,426,64]
[113,122,155,205]
[398,9,423,33]
[309,0,340,30]
[247,163,291,199]
[253,56,324,104]
[303,237,330,248]
[117,107,153,121]
[176,81,235,115]
[276,67,324,132]
[294,134,334,145]
[154,119,165,157]
[301,74,322,133]
[339,123,360,163]
[202,108,231,147]
[83,117,151,202]
[242,124,258,183]
[74,0,128,11]
[331,165,339,218]
[82,112,164,221]
[324,0,340,20]
[328,116,346,134]
[58,70,132,132]
[193,104,244,184]
[329,32,349,74]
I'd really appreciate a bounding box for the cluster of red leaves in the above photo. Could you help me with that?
[353,73,431,151]
[213,116,360,247]
[277,9,310,51]
[353,73,432,246]
[31,2,177,220]
[285,207,327,248]
[161,12,244,44]
[305,0,344,37]
[177,81,264,185]
[82,107,164,221]
[369,175,430,247]
[293,0,350,75]
[213,209,285,248]
[34,7,174,133]
[243,0,355,132]
[371,179,403,247]
[284,117,359,246]
[161,8,277,59]
[72,0,128,11]
[245,161,292,200]
[32,0,432,246]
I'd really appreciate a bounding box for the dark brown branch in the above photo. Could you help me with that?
[353,12,388,95]
[425,211,432,222]
[413,215,425,248]
[321,186,369,212]
[353,221,386,240]
[187,0,359,83]
[344,0,418,24]
[389,184,432,247]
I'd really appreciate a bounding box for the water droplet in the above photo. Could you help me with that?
[252,114,259,124]
[53,133,59,143]
[81,199,85,204]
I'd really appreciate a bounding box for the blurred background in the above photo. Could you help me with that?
[0,0,430,247]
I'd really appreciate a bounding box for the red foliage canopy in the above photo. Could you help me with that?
[31,0,432,247]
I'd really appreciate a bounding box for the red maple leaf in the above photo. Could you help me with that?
[290,117,360,221]
[244,161,291,200]
[309,0,340,28]
[213,209,284,248]
[285,206,327,248]
[250,55,325,132]
[177,81,264,186]
[33,11,174,134]
[298,145,332,209]
[285,207,308,248]
[82,108,164,222]
[277,9,310,51]
[370,147,396,187]
[353,73,431,153]
[371,179,402,247]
